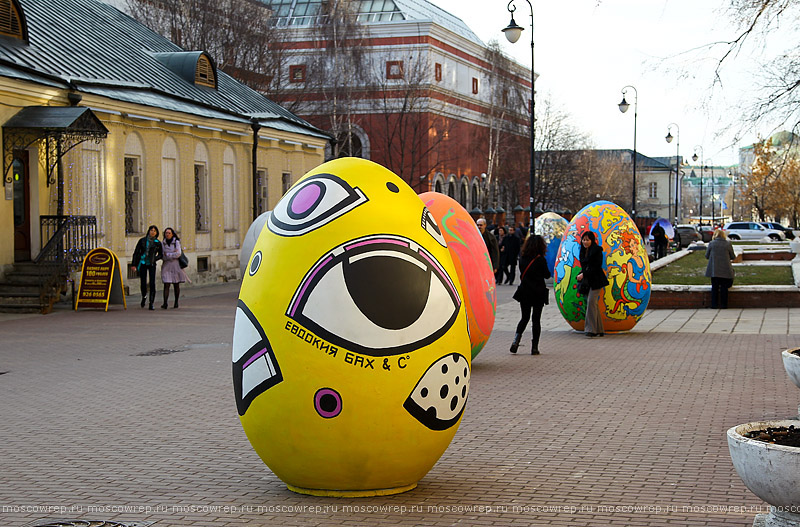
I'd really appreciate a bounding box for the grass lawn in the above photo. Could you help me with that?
[652,251,795,285]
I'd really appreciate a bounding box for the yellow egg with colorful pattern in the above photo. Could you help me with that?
[233,158,471,496]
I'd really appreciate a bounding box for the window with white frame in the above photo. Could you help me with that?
[649,182,658,198]
[223,147,237,231]
[124,133,145,235]
[257,169,268,215]
[194,163,209,232]
[282,172,292,195]
[161,137,180,232]
[124,156,142,235]
[77,141,105,235]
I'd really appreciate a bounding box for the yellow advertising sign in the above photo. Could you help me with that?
[75,247,127,311]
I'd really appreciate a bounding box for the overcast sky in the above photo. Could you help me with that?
[427,0,779,166]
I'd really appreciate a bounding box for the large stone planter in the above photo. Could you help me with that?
[783,350,800,418]
[727,420,800,526]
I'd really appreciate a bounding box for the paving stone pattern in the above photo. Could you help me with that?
[1,282,799,526]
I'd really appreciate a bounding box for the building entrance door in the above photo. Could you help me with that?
[13,151,31,262]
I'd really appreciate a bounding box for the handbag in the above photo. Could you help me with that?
[178,251,189,269]
[512,257,538,302]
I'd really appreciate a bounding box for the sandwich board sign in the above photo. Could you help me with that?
[75,247,127,311]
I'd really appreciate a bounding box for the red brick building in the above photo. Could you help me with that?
[266,0,533,215]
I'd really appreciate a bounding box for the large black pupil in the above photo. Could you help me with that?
[320,394,338,413]
[344,253,430,330]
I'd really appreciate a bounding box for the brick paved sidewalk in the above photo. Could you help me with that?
[1,281,799,526]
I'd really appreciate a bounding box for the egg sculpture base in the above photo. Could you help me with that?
[286,483,417,497]
[233,158,472,496]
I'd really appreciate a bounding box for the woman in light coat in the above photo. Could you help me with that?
[160,227,188,309]
[705,229,736,309]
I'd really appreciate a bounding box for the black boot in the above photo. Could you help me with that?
[510,333,521,354]
[141,295,146,308]
[161,288,169,309]
[531,341,540,355]
[173,285,180,309]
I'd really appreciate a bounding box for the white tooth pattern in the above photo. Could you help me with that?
[233,307,262,362]
[242,355,275,398]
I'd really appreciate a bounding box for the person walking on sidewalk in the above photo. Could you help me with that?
[131,225,162,310]
[502,225,522,285]
[160,227,188,309]
[477,218,499,280]
[705,229,735,309]
[510,235,550,355]
[576,231,609,337]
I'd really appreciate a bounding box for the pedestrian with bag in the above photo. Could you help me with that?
[576,231,609,338]
[160,227,188,309]
[510,234,550,355]
[131,225,162,310]
[705,229,735,309]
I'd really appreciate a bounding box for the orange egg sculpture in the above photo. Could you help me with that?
[420,192,496,358]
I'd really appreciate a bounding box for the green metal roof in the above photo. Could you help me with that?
[0,0,326,138]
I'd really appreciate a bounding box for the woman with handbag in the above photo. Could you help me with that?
[160,227,188,309]
[510,235,550,355]
[576,231,609,337]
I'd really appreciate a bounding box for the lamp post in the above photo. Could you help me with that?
[692,146,704,225]
[708,161,715,226]
[665,123,680,223]
[502,0,536,233]
[618,85,638,219]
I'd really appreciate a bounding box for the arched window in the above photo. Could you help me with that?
[194,142,210,232]
[223,146,237,231]
[124,133,145,235]
[336,131,363,158]
[161,137,180,232]
[0,0,28,41]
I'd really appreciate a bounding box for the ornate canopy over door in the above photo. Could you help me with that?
[2,106,108,214]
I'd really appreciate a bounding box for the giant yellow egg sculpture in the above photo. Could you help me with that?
[553,200,651,332]
[233,158,471,496]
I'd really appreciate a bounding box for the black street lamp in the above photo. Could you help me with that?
[618,85,638,218]
[708,161,715,225]
[665,123,680,223]
[502,0,535,233]
[692,146,704,225]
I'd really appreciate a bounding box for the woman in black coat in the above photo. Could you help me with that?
[131,224,162,310]
[510,235,550,355]
[576,231,609,337]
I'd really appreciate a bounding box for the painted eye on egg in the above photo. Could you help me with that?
[249,251,262,276]
[268,173,368,237]
[421,207,447,248]
[286,234,461,357]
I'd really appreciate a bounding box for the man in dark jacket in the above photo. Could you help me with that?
[477,218,499,279]
[502,225,522,284]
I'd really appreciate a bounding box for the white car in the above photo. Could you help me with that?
[723,221,786,241]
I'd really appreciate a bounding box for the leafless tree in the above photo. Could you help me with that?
[308,0,371,159]
[125,0,305,111]
[368,51,456,185]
